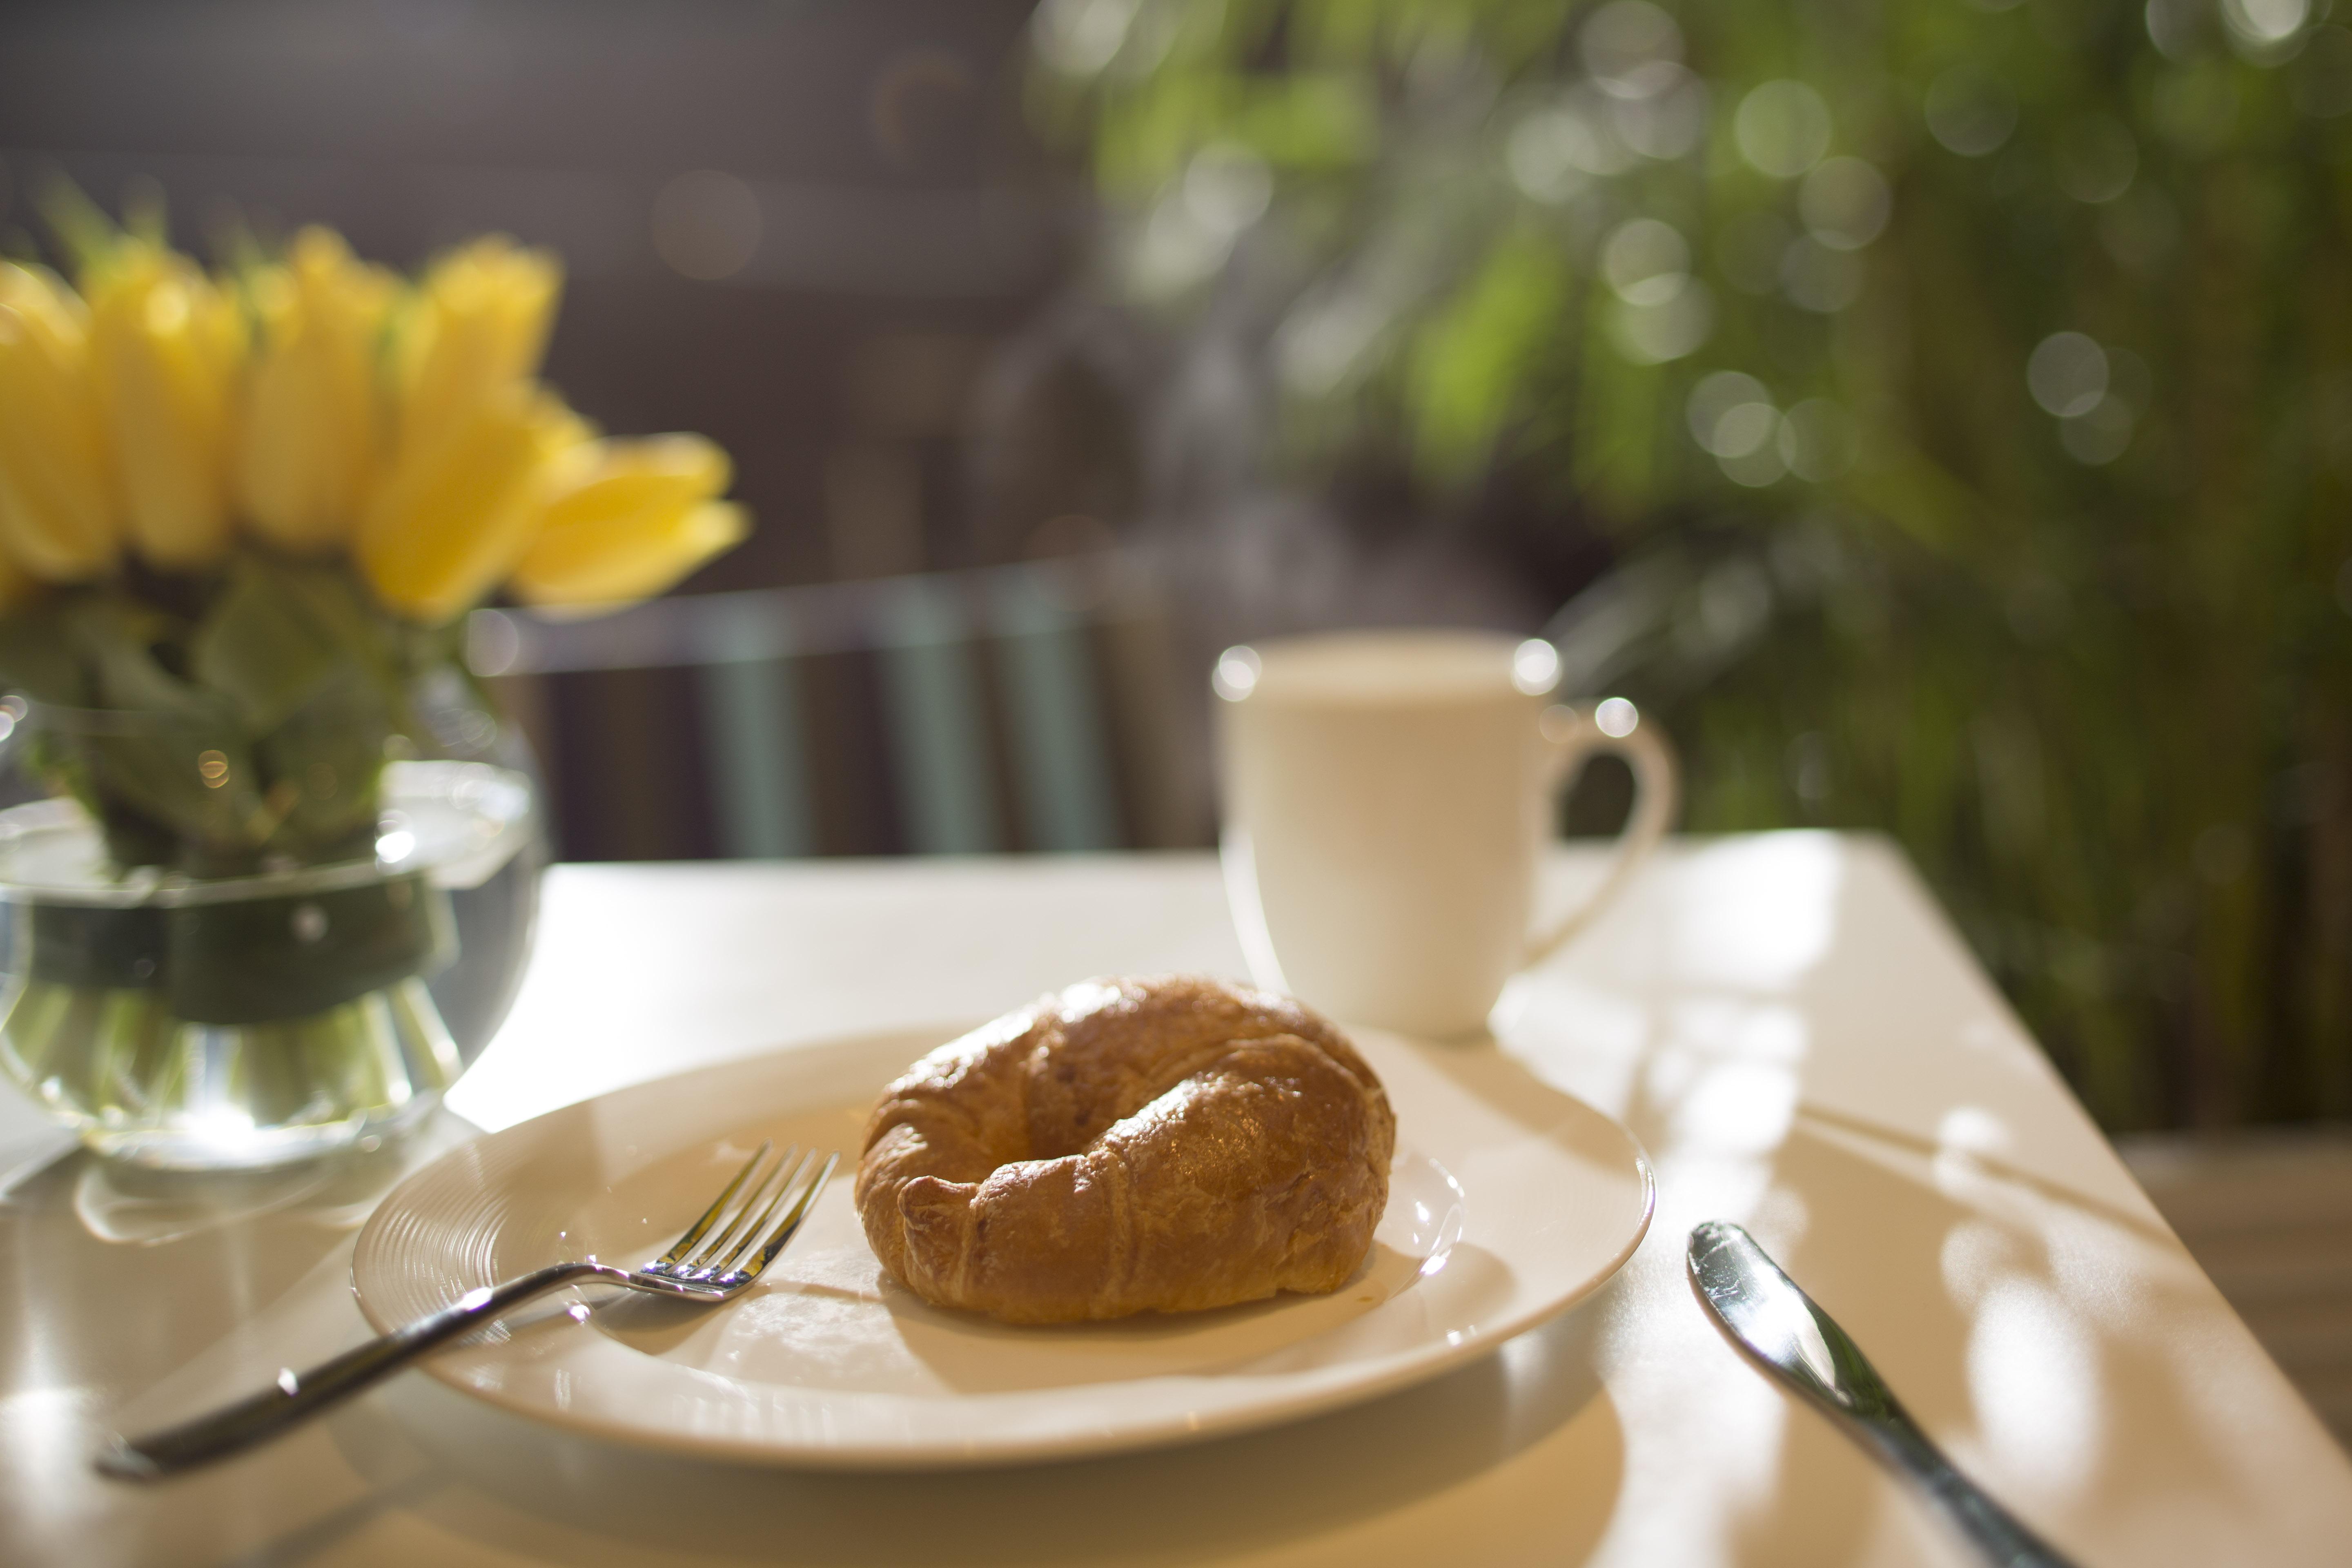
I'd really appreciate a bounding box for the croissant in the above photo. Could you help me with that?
[854,975,1395,1324]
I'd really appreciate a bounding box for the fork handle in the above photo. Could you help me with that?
[94,1260,618,1481]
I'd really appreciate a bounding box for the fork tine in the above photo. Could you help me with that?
[734,1150,840,1282]
[686,1145,796,1273]
[658,1141,771,1266]
[701,1147,815,1275]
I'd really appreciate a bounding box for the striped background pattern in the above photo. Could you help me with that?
[2123,1129,2352,1449]
[480,554,1212,863]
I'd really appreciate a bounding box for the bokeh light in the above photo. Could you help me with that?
[651,170,761,281]
[1734,80,1833,178]
[1797,158,1891,250]
[2028,332,2110,419]
[1925,69,2019,156]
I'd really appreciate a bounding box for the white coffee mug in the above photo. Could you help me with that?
[1214,629,1677,1038]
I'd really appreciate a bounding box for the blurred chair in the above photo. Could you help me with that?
[476,553,1207,862]
[2123,1129,2352,1450]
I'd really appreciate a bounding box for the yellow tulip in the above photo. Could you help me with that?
[358,387,577,623]
[392,237,561,461]
[237,228,396,551]
[85,243,243,572]
[0,263,118,580]
[508,435,746,611]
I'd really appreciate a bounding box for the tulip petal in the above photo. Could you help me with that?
[539,434,731,525]
[358,391,575,624]
[505,433,743,612]
[85,245,242,572]
[510,500,749,614]
[237,228,396,551]
[0,265,119,579]
[393,237,562,462]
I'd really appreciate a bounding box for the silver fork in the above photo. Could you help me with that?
[94,1140,837,1482]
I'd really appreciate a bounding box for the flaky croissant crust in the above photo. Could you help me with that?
[854,975,1396,1324]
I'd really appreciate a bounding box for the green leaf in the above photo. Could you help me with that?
[1405,232,1568,482]
[190,555,350,731]
[253,665,392,863]
[0,600,92,706]
[61,597,218,719]
[165,875,454,1025]
[43,599,276,867]
[32,174,121,278]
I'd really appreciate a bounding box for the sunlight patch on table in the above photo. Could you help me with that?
[1673,832,1845,992]
[1968,1278,2101,1491]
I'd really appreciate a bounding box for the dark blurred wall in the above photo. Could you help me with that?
[0,0,1069,595]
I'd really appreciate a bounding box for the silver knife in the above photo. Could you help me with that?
[1687,1221,2081,1568]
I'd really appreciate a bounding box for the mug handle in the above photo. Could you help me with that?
[1523,699,1679,966]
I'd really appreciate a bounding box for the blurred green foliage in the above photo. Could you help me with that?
[1031,0,2352,1129]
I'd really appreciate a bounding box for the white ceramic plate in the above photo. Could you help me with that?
[353,1024,1653,1469]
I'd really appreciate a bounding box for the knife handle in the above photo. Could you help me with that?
[1854,1406,2078,1568]
[1687,1221,2082,1568]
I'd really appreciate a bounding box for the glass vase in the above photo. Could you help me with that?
[0,668,543,1169]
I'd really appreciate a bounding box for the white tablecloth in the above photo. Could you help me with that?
[5,835,2348,1566]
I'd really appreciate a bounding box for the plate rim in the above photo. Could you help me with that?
[354,1022,1656,1470]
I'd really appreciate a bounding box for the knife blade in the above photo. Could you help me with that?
[1687,1221,2081,1568]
